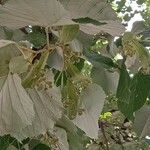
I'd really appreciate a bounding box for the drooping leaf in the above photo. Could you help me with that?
[9,56,29,74]
[116,63,131,104]
[91,66,119,94]
[117,63,150,119]
[134,105,150,137]
[54,127,69,150]
[6,145,18,150]
[0,27,25,41]
[69,39,83,52]
[0,0,75,28]
[73,83,106,138]
[56,116,89,150]
[59,0,118,21]
[47,47,64,71]
[131,21,146,35]
[0,74,35,140]
[59,0,125,36]
[60,25,79,44]
[0,40,21,77]
[86,52,117,69]
[80,21,125,37]
[22,86,63,138]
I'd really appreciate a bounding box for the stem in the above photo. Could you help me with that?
[100,121,109,150]
[45,27,50,49]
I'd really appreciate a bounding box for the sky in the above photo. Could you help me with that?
[114,0,146,31]
[126,0,146,30]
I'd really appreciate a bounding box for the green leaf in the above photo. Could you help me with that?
[134,105,150,137]
[66,80,79,120]
[69,39,83,52]
[56,116,89,150]
[122,32,150,73]
[117,64,150,119]
[22,86,63,138]
[53,70,67,87]
[0,135,17,150]
[59,0,118,21]
[32,143,51,150]
[6,145,18,150]
[22,51,49,88]
[91,66,119,94]
[86,52,117,69]
[0,0,75,28]
[26,31,46,49]
[9,56,29,74]
[0,74,35,140]
[73,83,106,138]
[131,21,146,34]
[80,21,125,37]
[73,17,107,25]
[0,40,21,77]
[54,127,69,150]
[60,25,79,44]
[0,27,25,42]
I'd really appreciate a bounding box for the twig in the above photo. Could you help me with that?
[100,121,109,150]
[45,27,50,49]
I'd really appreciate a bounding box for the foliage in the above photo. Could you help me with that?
[0,0,149,149]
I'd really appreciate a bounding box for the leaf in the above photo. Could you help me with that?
[0,27,25,41]
[87,144,102,150]
[73,17,107,25]
[56,116,89,150]
[60,25,79,44]
[9,56,29,74]
[0,0,75,28]
[122,32,150,73]
[47,47,64,71]
[131,21,146,35]
[134,105,150,137]
[86,52,117,69]
[0,135,17,150]
[80,21,125,37]
[22,51,49,88]
[73,83,106,138]
[125,54,140,74]
[22,86,63,138]
[59,0,125,37]
[91,66,119,94]
[0,40,21,77]
[69,39,83,52]
[26,31,46,49]
[59,0,118,21]
[32,143,51,150]
[54,127,69,150]
[66,80,79,120]
[6,145,18,150]
[0,74,35,140]
[117,64,150,119]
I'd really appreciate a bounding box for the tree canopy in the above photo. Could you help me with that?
[0,0,150,149]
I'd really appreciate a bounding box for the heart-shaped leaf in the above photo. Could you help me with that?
[0,74,35,139]
[73,83,106,138]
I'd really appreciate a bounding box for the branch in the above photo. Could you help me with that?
[99,121,109,150]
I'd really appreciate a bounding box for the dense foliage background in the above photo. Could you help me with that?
[0,0,150,149]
